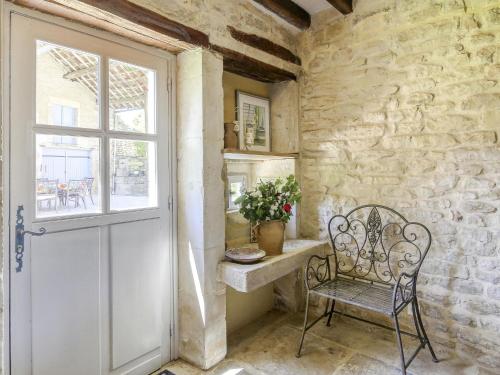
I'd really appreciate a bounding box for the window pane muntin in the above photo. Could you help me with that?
[36,40,100,129]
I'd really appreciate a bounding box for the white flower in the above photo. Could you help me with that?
[252,191,262,198]
[246,204,251,209]
[270,209,275,216]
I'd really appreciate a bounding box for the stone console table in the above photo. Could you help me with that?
[218,239,329,294]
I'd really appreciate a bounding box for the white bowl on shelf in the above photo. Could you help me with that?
[225,247,266,264]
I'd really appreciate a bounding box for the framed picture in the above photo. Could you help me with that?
[236,91,270,152]
[227,174,247,211]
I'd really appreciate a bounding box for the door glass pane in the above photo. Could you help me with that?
[36,134,101,218]
[108,59,156,134]
[110,139,157,211]
[36,40,100,129]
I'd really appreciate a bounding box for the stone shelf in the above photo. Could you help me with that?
[223,149,299,161]
[218,239,329,293]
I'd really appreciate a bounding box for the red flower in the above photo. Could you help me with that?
[283,203,292,213]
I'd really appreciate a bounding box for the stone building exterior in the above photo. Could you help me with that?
[298,0,500,370]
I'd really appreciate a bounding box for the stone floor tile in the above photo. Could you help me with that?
[228,310,290,351]
[155,310,486,375]
[300,315,418,367]
[229,323,353,375]
[332,354,404,375]
[208,360,266,375]
[155,359,204,375]
[409,355,484,375]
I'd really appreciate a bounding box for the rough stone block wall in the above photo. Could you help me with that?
[131,0,300,75]
[298,0,500,370]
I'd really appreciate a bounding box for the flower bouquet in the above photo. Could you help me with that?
[235,175,301,255]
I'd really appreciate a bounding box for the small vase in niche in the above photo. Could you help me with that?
[224,122,238,149]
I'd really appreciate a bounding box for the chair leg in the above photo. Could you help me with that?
[393,313,406,375]
[414,297,439,362]
[326,299,335,326]
[411,300,425,346]
[296,293,311,358]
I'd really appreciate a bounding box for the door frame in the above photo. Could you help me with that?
[1,4,179,373]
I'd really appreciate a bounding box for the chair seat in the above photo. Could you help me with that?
[311,277,407,315]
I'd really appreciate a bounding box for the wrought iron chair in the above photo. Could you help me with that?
[84,177,95,205]
[67,179,87,209]
[296,205,438,374]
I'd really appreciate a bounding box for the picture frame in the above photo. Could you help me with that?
[226,174,248,212]
[236,91,271,152]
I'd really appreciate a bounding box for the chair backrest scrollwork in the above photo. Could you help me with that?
[328,205,431,285]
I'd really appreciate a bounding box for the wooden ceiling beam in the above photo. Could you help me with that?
[210,45,296,83]
[227,26,301,65]
[9,0,195,52]
[252,0,310,30]
[76,0,210,47]
[9,0,297,83]
[326,0,353,15]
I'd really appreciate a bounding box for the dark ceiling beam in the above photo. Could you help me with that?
[227,26,301,65]
[326,0,353,15]
[9,0,190,52]
[252,0,310,30]
[77,0,210,47]
[210,44,296,83]
[9,0,297,83]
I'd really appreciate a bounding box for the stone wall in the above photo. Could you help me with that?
[131,0,300,76]
[298,0,500,370]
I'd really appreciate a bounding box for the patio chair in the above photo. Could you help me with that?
[67,179,87,209]
[297,204,438,375]
[84,177,95,204]
[36,178,59,211]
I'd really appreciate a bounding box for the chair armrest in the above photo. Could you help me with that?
[304,254,332,291]
[392,270,418,308]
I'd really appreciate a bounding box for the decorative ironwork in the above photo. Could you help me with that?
[305,255,331,290]
[15,205,46,273]
[328,205,431,286]
[297,205,438,375]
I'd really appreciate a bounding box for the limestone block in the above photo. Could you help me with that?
[487,285,500,299]
[177,49,226,369]
[461,201,497,213]
[270,81,299,153]
[462,93,500,110]
[273,270,304,313]
[218,239,328,293]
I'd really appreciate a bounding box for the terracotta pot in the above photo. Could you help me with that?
[256,220,285,256]
[224,122,238,149]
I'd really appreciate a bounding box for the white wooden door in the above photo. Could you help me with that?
[8,11,175,375]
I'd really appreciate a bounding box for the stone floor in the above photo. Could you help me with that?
[156,311,494,375]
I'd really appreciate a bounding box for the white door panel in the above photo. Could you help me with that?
[31,228,101,375]
[8,10,175,375]
[111,219,162,369]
